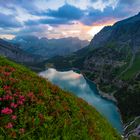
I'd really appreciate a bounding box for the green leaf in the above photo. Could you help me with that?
[34,117,40,126]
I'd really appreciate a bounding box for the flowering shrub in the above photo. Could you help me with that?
[1,107,13,114]
[0,57,121,140]
[0,65,48,138]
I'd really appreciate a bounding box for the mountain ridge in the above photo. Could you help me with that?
[90,12,140,51]
[11,36,89,58]
[0,39,40,63]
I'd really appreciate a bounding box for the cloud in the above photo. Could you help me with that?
[121,0,140,4]
[26,1,137,27]
[0,0,37,12]
[25,4,84,26]
[0,13,22,28]
[80,0,137,26]
[40,18,72,25]
[89,0,119,11]
[16,25,47,36]
[28,3,84,26]
[46,4,84,20]
[118,0,140,14]
[0,0,140,40]
[25,18,72,27]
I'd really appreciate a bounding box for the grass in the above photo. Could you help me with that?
[0,56,121,140]
[121,53,140,80]
[128,135,140,140]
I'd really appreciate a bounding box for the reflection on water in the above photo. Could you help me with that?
[39,68,123,133]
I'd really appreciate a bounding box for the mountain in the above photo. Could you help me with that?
[0,38,43,71]
[0,38,42,63]
[11,36,89,58]
[0,56,121,139]
[44,12,140,139]
[90,12,140,51]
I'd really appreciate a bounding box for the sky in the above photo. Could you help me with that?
[0,0,140,41]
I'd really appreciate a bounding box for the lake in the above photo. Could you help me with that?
[39,68,123,133]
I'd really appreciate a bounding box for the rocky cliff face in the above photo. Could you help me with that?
[90,12,140,52]
[90,26,113,47]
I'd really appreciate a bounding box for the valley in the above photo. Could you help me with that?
[0,2,140,139]
[44,12,140,139]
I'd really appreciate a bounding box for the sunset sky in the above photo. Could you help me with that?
[0,0,140,41]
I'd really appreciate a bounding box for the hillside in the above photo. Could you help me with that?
[0,39,41,63]
[11,36,89,58]
[0,39,44,72]
[44,13,140,139]
[0,56,121,140]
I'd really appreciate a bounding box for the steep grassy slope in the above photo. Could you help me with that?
[114,78,140,123]
[0,57,121,140]
[114,78,140,140]
[120,53,140,80]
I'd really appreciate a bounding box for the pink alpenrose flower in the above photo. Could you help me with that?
[11,115,17,120]
[19,128,25,134]
[1,107,13,114]
[5,122,13,128]
[11,102,18,108]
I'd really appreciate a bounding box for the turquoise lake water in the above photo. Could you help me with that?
[39,68,123,133]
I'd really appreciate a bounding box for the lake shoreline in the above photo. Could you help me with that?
[44,67,124,134]
[45,67,116,102]
[73,68,125,135]
[70,67,124,133]
[70,67,118,103]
